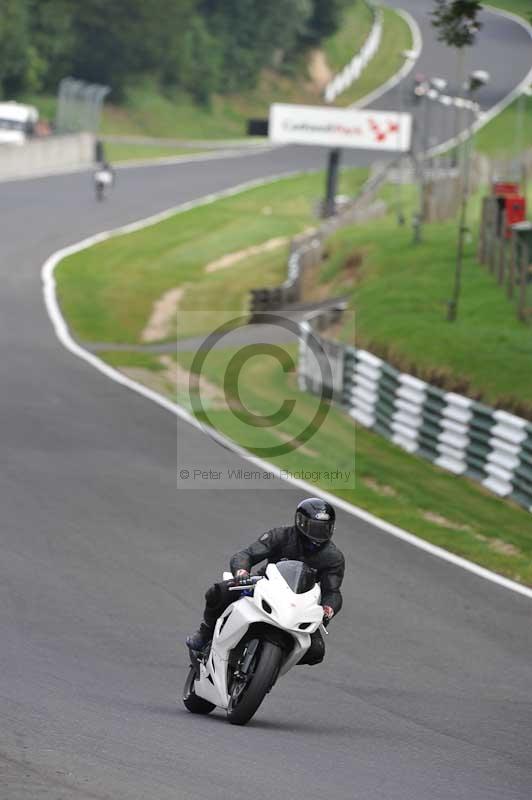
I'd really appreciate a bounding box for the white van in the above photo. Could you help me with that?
[0,102,39,145]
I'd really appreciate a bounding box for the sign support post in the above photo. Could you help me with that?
[324,148,341,218]
[264,103,412,220]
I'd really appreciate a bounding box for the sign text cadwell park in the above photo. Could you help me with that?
[269,103,412,152]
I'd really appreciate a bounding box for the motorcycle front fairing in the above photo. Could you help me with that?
[193,563,323,709]
[251,564,323,677]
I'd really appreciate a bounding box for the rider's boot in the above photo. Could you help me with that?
[186,585,227,650]
[186,621,214,651]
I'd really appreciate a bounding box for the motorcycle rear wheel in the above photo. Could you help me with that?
[226,640,282,726]
[182,665,216,715]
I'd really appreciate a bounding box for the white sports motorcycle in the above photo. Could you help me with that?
[183,560,327,725]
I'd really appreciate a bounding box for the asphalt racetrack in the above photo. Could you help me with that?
[1,4,531,799]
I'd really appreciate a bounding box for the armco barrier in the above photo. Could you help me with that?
[249,197,386,319]
[298,309,346,403]
[298,315,532,512]
[0,132,95,180]
[324,3,382,103]
[249,158,395,320]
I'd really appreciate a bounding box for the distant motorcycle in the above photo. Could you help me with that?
[183,560,326,725]
[94,163,114,201]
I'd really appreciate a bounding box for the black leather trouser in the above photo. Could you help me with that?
[202,581,325,665]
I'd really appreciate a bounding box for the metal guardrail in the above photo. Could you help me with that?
[324,2,382,103]
[0,132,95,181]
[248,165,391,320]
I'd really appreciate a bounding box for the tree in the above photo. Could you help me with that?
[163,15,220,105]
[198,0,316,94]
[27,0,75,92]
[70,0,196,99]
[431,2,485,322]
[305,0,351,44]
[199,0,310,93]
[0,0,30,96]
[431,1,482,48]
[0,0,354,104]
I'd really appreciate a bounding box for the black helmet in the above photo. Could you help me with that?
[295,498,335,546]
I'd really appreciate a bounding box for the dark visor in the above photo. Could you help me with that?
[302,517,333,542]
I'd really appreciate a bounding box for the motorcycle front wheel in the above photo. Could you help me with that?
[182,665,215,715]
[226,640,282,726]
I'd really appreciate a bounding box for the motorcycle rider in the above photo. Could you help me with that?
[186,497,345,666]
[94,160,114,199]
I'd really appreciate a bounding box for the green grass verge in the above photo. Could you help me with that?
[323,1,374,72]
[104,142,204,163]
[318,182,532,416]
[475,94,532,158]
[102,82,253,139]
[472,2,531,159]
[98,345,532,587]
[18,93,56,121]
[54,159,532,586]
[485,1,531,21]
[55,168,367,344]
[335,6,412,107]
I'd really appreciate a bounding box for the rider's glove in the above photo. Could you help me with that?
[322,605,334,627]
[233,569,250,585]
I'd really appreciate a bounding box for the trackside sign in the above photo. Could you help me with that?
[269,103,412,151]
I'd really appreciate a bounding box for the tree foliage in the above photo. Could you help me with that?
[0,0,353,102]
[0,0,30,95]
[305,0,352,43]
[431,1,482,49]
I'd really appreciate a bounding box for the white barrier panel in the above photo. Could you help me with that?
[269,104,412,151]
[324,9,383,103]
[0,133,95,180]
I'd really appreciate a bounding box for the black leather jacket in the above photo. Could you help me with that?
[230,525,345,615]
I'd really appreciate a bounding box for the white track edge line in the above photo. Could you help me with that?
[41,179,532,601]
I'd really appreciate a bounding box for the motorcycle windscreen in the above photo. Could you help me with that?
[275,560,316,594]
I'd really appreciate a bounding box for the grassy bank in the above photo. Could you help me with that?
[458,1,532,159]
[56,168,367,344]
[335,6,412,107]
[475,94,532,158]
[105,142,205,163]
[485,0,531,21]
[316,183,532,417]
[323,1,374,71]
[54,165,532,586]
[98,344,532,586]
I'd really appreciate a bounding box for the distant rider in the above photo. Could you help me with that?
[94,161,114,199]
[186,497,345,666]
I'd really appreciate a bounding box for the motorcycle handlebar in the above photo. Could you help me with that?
[228,576,263,592]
